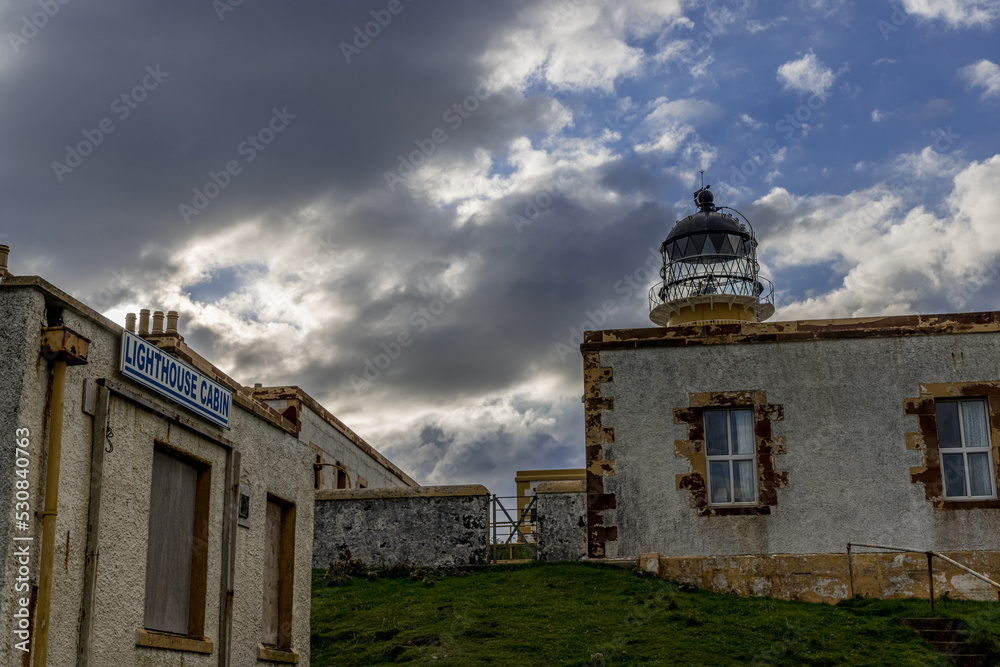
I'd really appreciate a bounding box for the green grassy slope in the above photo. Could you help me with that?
[310,562,1000,666]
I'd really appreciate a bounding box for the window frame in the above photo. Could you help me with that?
[936,398,997,501]
[905,384,1000,511]
[674,390,787,517]
[704,407,758,506]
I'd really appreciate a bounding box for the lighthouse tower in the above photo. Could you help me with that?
[649,187,774,327]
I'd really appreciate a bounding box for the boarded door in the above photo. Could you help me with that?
[261,499,282,644]
[144,449,197,635]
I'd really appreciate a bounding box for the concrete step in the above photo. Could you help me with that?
[918,629,964,643]
[901,618,961,632]
[929,640,972,655]
[950,655,987,667]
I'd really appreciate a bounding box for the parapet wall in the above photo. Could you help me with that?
[535,481,587,562]
[313,485,490,568]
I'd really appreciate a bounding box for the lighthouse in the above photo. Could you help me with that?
[649,186,774,327]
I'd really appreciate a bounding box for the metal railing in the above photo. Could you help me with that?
[847,542,1000,612]
[489,495,537,563]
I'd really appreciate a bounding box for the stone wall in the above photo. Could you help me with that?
[313,485,490,568]
[535,481,587,562]
[640,550,1000,603]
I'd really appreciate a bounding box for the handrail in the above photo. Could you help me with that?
[847,542,1000,611]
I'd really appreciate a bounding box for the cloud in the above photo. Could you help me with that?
[960,58,1000,98]
[899,0,1000,27]
[754,154,1000,319]
[777,52,836,97]
[633,97,719,169]
[480,0,686,93]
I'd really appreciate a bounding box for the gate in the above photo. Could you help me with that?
[489,494,537,563]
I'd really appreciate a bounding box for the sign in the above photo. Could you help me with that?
[120,330,232,428]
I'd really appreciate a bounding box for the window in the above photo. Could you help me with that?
[142,447,211,643]
[936,399,995,500]
[674,390,787,517]
[705,408,757,504]
[336,465,350,490]
[261,495,296,654]
[905,384,1000,509]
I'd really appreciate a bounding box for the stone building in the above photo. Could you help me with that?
[0,245,413,665]
[582,189,1000,602]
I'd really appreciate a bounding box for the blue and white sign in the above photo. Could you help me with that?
[120,330,232,428]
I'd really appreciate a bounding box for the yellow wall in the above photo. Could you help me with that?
[668,301,755,326]
[640,551,1000,604]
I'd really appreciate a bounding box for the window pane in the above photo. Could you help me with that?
[733,459,756,503]
[941,453,968,497]
[962,401,990,449]
[709,461,731,503]
[968,453,993,496]
[730,410,755,455]
[705,411,729,456]
[935,401,962,448]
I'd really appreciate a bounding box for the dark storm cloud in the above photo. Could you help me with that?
[0,0,526,284]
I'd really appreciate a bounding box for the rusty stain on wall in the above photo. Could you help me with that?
[673,390,788,516]
[905,381,1000,510]
[640,550,1000,604]
[583,350,616,558]
[582,311,1000,352]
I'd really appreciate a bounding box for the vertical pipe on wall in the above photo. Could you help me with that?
[76,385,110,666]
[846,543,854,599]
[33,360,67,667]
[927,553,935,613]
[217,449,240,667]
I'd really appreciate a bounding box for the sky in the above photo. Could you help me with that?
[2,0,999,496]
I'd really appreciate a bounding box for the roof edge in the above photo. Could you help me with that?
[253,385,419,487]
[583,311,1000,351]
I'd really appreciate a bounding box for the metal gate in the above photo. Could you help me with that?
[489,494,537,563]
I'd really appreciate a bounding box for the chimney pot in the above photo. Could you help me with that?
[151,311,164,335]
[125,313,137,333]
[138,309,150,335]
[166,311,179,334]
[0,244,9,274]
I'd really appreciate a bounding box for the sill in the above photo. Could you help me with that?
[938,498,1000,510]
[136,627,214,654]
[258,644,300,663]
[699,505,771,517]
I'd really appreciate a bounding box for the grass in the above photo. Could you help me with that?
[310,561,1000,666]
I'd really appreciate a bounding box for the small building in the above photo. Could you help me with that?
[582,190,1000,602]
[0,244,414,665]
